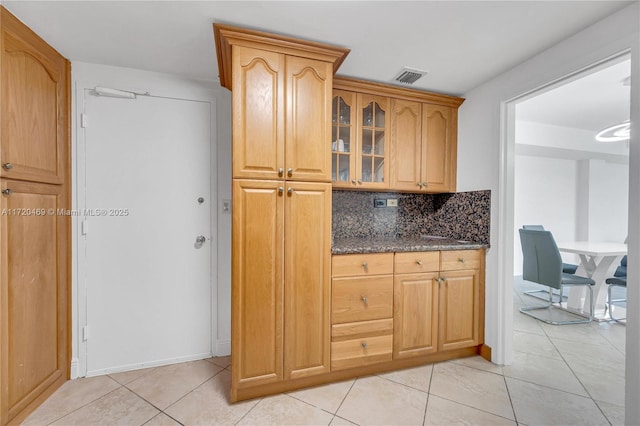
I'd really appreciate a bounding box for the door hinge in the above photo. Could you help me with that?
[81,113,88,128]
[81,220,88,235]
[82,325,89,341]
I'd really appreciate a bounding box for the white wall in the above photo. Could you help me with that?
[71,62,232,377]
[588,159,629,243]
[457,3,639,421]
[513,155,578,275]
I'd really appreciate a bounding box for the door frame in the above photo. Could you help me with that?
[73,77,219,378]
[497,50,634,363]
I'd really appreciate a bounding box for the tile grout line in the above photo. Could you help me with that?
[41,384,125,426]
[422,362,436,425]
[333,377,357,420]
[502,375,519,424]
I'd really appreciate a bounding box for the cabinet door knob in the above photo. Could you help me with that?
[287,168,293,177]
[287,187,293,195]
[416,260,423,266]
[278,187,284,194]
[361,342,368,349]
[361,296,368,306]
[357,179,363,185]
[417,182,422,188]
[351,179,357,185]
[278,168,284,177]
[422,182,428,188]
[1,188,12,196]
[459,258,465,263]
[2,163,13,170]
[362,261,368,272]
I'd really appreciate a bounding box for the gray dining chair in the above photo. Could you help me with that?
[606,255,628,323]
[519,229,595,324]
[521,225,579,303]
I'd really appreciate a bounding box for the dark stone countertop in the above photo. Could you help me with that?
[332,236,488,255]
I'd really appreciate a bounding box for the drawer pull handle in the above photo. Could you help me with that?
[2,163,13,170]
[361,296,368,306]
[459,258,465,263]
[1,188,12,196]
[361,342,368,349]
[416,260,423,266]
[362,262,368,272]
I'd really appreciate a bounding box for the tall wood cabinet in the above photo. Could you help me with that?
[1,7,70,426]
[215,24,349,402]
[332,77,463,193]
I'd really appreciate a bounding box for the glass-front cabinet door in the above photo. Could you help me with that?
[331,90,356,188]
[357,94,390,189]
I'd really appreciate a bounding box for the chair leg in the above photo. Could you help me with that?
[519,284,593,325]
[607,284,627,323]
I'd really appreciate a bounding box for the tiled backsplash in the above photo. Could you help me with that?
[332,190,491,245]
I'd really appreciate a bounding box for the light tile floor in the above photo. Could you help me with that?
[22,278,625,426]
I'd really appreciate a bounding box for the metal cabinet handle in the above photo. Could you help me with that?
[357,179,362,184]
[459,258,465,263]
[287,168,293,177]
[361,342,368,349]
[2,163,13,170]
[1,188,12,196]
[362,261,368,272]
[361,296,368,306]
[422,182,428,188]
[287,187,293,195]
[416,260,423,266]
[417,182,422,188]
[278,168,284,177]
[278,187,284,194]
[351,179,357,185]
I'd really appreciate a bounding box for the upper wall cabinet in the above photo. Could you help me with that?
[217,25,349,182]
[332,91,390,189]
[1,9,69,184]
[333,77,463,193]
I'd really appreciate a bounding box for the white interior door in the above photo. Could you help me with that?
[83,90,212,375]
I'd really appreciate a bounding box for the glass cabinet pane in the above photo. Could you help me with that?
[374,103,385,128]
[361,157,372,182]
[361,128,373,155]
[339,98,351,125]
[375,132,385,155]
[374,157,384,182]
[362,102,374,126]
[339,127,350,152]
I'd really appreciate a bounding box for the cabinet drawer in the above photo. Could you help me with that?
[332,253,393,277]
[394,251,440,274]
[332,276,393,324]
[440,249,482,271]
[331,319,393,371]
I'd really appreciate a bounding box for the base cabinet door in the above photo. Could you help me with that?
[284,182,331,379]
[1,180,68,425]
[438,269,481,351]
[232,180,284,390]
[393,273,439,359]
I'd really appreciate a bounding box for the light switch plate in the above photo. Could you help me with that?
[387,198,398,207]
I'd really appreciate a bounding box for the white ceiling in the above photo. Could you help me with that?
[2,1,632,97]
[517,57,631,132]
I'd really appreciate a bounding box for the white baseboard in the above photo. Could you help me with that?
[70,357,81,379]
[216,339,231,356]
[85,352,213,377]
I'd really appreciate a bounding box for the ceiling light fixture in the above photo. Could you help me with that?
[595,120,630,142]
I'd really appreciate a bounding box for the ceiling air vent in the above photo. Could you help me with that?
[393,67,428,85]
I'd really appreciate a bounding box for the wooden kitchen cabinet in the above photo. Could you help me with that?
[421,104,457,193]
[332,77,463,193]
[438,250,483,351]
[330,91,390,189]
[393,249,484,359]
[1,8,69,185]
[230,46,334,182]
[1,7,70,426]
[216,24,349,401]
[330,253,394,370]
